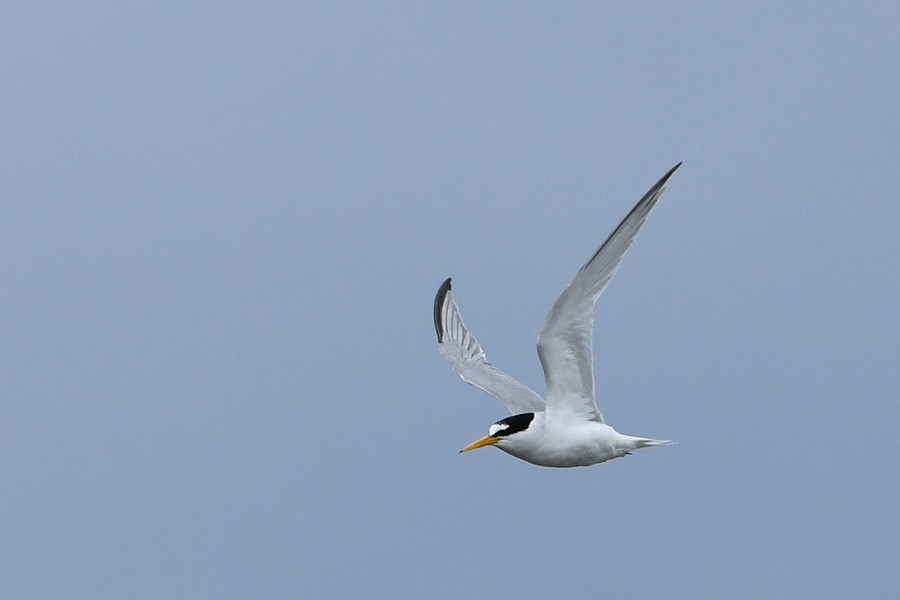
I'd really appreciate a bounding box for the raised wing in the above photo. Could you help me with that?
[434,278,546,414]
[537,163,681,422]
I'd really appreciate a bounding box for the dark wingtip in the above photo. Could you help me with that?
[433,277,452,343]
[658,161,682,187]
[638,162,682,208]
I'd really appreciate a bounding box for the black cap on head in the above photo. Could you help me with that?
[490,413,535,437]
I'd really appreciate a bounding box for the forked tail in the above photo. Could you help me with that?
[630,437,676,449]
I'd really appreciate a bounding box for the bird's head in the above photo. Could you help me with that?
[460,412,536,453]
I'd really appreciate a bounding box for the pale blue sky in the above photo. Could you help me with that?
[2,3,899,598]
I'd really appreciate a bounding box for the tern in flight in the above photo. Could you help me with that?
[434,163,681,467]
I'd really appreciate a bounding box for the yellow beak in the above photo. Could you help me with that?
[460,435,500,453]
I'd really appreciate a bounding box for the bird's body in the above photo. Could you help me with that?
[434,163,681,468]
[491,414,663,468]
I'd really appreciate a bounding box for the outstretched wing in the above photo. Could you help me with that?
[434,278,546,414]
[537,163,681,422]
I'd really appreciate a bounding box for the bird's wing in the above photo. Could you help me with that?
[537,163,681,423]
[434,278,546,414]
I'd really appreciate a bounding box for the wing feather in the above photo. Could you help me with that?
[537,163,681,422]
[434,278,546,414]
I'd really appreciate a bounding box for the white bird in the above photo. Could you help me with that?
[434,163,681,468]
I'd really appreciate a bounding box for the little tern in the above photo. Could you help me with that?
[434,163,681,467]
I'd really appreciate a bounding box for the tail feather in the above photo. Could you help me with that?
[633,438,675,449]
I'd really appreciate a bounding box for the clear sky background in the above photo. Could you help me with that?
[2,3,898,598]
